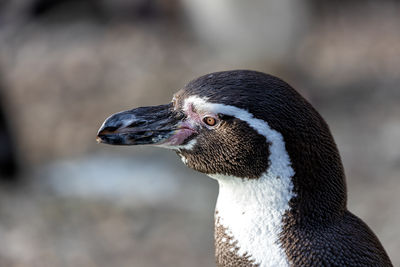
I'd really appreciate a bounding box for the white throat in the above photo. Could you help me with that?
[211,173,294,267]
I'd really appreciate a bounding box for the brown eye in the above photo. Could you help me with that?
[203,116,217,126]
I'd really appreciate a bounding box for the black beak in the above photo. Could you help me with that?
[97,103,194,146]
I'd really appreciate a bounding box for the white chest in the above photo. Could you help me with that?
[212,173,294,267]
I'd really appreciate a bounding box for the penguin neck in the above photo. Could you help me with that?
[210,170,294,266]
[282,125,348,223]
[209,140,347,266]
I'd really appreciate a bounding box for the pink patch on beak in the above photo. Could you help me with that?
[161,121,197,146]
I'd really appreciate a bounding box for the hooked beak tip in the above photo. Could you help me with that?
[96,125,116,144]
[96,136,103,144]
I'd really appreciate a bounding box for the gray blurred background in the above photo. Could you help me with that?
[0,0,399,266]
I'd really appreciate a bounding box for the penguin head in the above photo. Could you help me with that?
[97,70,295,179]
[97,70,343,188]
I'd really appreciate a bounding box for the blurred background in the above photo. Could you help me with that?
[0,0,399,266]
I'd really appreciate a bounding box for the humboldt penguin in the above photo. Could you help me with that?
[97,70,392,267]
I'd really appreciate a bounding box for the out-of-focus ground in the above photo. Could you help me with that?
[0,0,399,266]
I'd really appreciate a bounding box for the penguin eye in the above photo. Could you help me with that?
[203,116,217,126]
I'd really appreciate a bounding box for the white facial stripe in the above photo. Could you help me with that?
[184,95,294,180]
[185,95,295,267]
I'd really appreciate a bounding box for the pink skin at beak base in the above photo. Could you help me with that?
[159,121,198,147]
[159,102,202,147]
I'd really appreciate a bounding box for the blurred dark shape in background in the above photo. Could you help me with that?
[1,0,181,24]
[0,81,18,180]
[0,0,399,266]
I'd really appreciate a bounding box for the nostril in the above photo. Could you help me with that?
[175,111,185,120]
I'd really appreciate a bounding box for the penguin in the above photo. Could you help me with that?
[97,70,393,266]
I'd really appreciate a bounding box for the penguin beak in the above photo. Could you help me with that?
[96,103,197,147]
